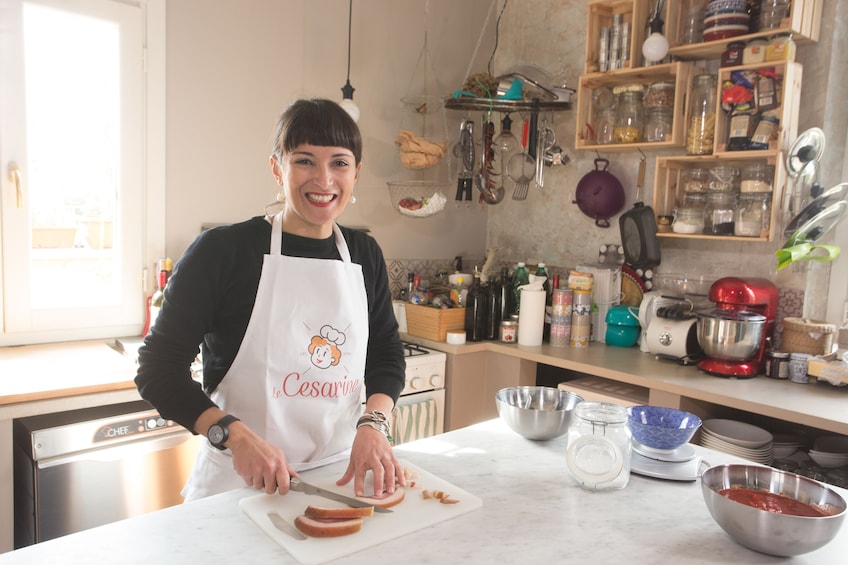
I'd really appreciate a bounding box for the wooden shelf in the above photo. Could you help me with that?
[575,61,693,151]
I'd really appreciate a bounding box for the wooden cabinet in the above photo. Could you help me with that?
[576,0,819,242]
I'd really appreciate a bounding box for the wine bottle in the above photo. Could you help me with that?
[464,272,486,342]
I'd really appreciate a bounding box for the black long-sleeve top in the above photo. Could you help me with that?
[135,216,405,432]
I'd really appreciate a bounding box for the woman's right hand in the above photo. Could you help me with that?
[225,420,299,495]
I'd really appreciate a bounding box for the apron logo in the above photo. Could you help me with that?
[308,324,346,369]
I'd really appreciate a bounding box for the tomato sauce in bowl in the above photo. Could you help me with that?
[719,487,835,517]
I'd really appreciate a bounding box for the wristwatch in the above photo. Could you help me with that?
[208,415,240,450]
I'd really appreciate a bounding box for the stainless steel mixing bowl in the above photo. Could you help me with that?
[696,309,766,361]
[495,386,583,441]
[701,464,847,556]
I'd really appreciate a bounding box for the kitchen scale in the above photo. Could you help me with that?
[630,441,706,482]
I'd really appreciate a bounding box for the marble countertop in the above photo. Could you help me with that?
[2,418,845,564]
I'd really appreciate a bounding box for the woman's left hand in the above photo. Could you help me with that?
[337,426,406,497]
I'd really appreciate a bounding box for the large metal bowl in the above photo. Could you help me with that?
[701,464,847,556]
[495,386,583,441]
[696,309,766,361]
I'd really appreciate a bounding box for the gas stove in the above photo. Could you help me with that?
[400,341,446,395]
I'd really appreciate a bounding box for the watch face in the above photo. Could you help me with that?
[208,425,224,444]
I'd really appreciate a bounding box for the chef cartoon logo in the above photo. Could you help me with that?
[308,324,346,369]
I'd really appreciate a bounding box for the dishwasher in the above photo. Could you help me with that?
[13,400,199,548]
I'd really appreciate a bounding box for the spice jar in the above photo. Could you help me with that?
[565,402,631,491]
[743,38,768,64]
[644,81,674,109]
[766,351,790,379]
[741,163,774,192]
[594,108,616,145]
[766,33,796,61]
[705,192,737,235]
[645,107,673,142]
[614,90,644,143]
[721,41,745,67]
[686,74,717,155]
[681,168,709,192]
[734,192,772,237]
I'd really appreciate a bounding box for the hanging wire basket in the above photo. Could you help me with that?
[387,180,448,218]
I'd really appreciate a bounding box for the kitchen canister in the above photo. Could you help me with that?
[566,401,632,491]
[789,352,812,384]
[550,289,573,347]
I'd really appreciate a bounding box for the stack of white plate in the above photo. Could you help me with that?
[808,435,848,468]
[699,419,774,464]
[773,433,807,459]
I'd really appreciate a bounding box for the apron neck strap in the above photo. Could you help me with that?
[270,212,352,263]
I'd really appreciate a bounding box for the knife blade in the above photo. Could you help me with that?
[268,512,306,540]
[289,477,393,513]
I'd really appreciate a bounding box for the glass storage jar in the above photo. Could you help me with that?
[566,401,631,491]
[644,81,674,109]
[686,74,717,155]
[734,192,772,237]
[645,107,673,142]
[708,165,741,192]
[614,90,644,143]
[594,108,616,145]
[740,163,774,192]
[682,191,708,209]
[673,207,705,234]
[766,32,796,61]
[743,38,768,64]
[681,168,710,192]
[705,192,737,235]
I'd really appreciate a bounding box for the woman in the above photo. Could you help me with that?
[135,99,406,502]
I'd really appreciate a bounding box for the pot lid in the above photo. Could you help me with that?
[786,127,826,177]
[698,309,766,323]
[783,182,848,247]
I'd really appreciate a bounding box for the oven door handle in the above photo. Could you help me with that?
[36,431,196,469]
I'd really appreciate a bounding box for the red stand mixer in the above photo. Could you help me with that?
[696,277,779,378]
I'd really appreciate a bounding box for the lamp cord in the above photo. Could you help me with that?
[346,0,352,82]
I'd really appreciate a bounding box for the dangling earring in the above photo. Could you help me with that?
[276,190,285,203]
[350,195,357,204]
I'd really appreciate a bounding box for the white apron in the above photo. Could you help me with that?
[182,213,369,501]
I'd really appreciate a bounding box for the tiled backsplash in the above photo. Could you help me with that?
[384,258,804,349]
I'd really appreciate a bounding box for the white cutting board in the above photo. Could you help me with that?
[240,459,482,565]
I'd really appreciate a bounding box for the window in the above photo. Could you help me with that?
[0,0,162,346]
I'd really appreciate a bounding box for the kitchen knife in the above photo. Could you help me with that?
[289,477,393,513]
[268,512,306,540]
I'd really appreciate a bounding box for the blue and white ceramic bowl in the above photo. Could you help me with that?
[627,405,702,451]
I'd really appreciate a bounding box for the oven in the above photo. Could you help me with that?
[390,342,446,445]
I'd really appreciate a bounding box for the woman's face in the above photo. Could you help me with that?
[270,144,361,238]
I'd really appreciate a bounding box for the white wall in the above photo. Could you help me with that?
[164,0,493,260]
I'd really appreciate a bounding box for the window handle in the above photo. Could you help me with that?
[7,162,22,208]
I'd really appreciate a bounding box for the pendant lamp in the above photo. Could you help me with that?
[340,0,359,122]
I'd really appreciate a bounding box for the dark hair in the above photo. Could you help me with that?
[272,99,362,164]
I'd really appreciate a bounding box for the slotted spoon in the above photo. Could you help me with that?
[508,118,534,201]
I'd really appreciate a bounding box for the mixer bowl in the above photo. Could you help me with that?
[697,309,766,361]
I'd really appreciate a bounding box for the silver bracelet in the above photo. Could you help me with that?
[357,410,391,437]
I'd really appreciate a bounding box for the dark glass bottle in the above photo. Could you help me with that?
[499,266,514,319]
[464,272,486,342]
[484,274,501,340]
[536,263,551,341]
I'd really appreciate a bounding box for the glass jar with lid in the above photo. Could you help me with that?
[741,163,774,192]
[673,207,705,234]
[735,192,772,237]
[614,89,644,144]
[766,33,796,61]
[645,107,673,142]
[708,165,740,192]
[721,41,745,67]
[686,74,717,155]
[681,167,709,193]
[566,401,631,491]
[594,108,616,145]
[644,81,674,109]
[743,38,768,65]
[705,192,737,235]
